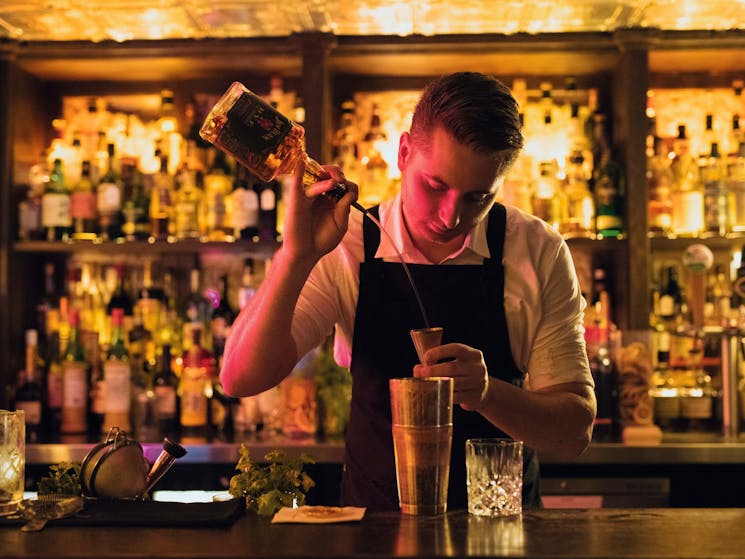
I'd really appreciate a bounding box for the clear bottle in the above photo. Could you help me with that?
[701,142,728,237]
[532,161,559,226]
[647,135,674,236]
[41,158,72,242]
[359,102,390,206]
[61,308,89,434]
[13,329,45,442]
[71,160,99,241]
[728,142,745,233]
[670,125,704,237]
[332,99,361,185]
[19,154,46,241]
[199,81,351,202]
[153,344,179,437]
[103,308,132,433]
[560,152,595,239]
[202,149,234,241]
[173,166,204,240]
[97,143,124,241]
[149,151,174,242]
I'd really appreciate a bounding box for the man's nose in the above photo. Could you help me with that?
[439,193,461,229]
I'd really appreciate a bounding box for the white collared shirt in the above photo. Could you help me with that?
[292,192,592,391]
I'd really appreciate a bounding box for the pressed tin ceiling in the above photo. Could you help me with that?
[0,0,744,42]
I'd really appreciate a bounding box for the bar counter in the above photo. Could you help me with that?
[2,507,744,558]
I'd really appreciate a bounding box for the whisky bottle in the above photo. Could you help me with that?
[701,142,728,237]
[560,152,595,239]
[41,158,72,242]
[103,308,132,433]
[149,152,174,242]
[97,143,124,241]
[200,82,355,204]
[359,102,390,206]
[173,167,203,240]
[670,125,704,237]
[71,160,98,241]
[61,308,89,434]
[179,327,214,436]
[647,135,674,236]
[202,149,234,241]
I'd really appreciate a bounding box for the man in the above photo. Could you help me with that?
[222,72,595,510]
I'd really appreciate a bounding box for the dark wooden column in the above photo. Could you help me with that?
[292,32,337,164]
[613,29,658,331]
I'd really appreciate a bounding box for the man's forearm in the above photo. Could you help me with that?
[220,247,318,397]
[474,379,596,458]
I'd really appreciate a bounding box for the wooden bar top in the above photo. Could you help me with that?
[1,507,743,559]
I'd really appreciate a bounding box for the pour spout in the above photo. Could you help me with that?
[143,438,187,497]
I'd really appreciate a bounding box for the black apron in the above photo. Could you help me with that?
[342,203,541,510]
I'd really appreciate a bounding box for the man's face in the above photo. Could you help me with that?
[398,126,504,254]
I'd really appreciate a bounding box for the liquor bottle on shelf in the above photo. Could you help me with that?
[173,166,203,240]
[670,124,704,237]
[179,326,215,438]
[560,152,595,239]
[211,274,236,366]
[728,141,745,233]
[202,149,234,241]
[359,102,390,206]
[657,265,683,327]
[136,259,166,340]
[36,262,58,351]
[591,113,624,238]
[13,329,44,442]
[701,142,728,237]
[149,151,174,242]
[152,344,179,437]
[237,258,257,310]
[532,161,560,227]
[332,99,361,186]
[589,325,617,441]
[647,135,674,236]
[230,165,260,240]
[199,81,353,204]
[86,330,105,436]
[44,309,63,437]
[103,308,132,433]
[257,179,280,241]
[121,159,150,242]
[97,143,124,242]
[182,268,212,350]
[106,263,134,321]
[41,158,72,242]
[19,154,46,241]
[60,308,89,435]
[70,160,98,241]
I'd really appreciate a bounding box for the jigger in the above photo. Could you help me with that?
[410,327,443,364]
[142,438,187,497]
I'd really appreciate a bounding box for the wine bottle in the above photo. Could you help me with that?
[103,308,132,433]
[153,344,179,437]
[70,160,98,241]
[211,274,236,366]
[121,159,150,241]
[97,143,124,241]
[61,308,89,434]
[13,329,45,442]
[41,158,72,242]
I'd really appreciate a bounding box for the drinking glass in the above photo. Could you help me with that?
[0,410,25,516]
[465,438,523,517]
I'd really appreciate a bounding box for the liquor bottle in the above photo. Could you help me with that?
[237,258,257,310]
[86,330,105,436]
[60,308,89,434]
[153,344,179,437]
[230,165,260,240]
[211,274,236,366]
[532,161,560,226]
[36,262,58,351]
[658,265,683,325]
[592,113,624,238]
[136,259,166,338]
[103,308,132,433]
[173,166,204,240]
[731,246,745,311]
[589,326,617,441]
[590,267,613,331]
[121,159,151,241]
[179,326,215,436]
[257,179,280,241]
[44,309,63,436]
[106,263,134,319]
[97,143,124,241]
[701,142,728,237]
[41,158,72,242]
[149,151,174,242]
[670,125,704,237]
[647,135,674,236]
[199,81,353,203]
[359,102,390,206]
[13,329,45,442]
[560,152,595,239]
[332,99,361,185]
[728,142,745,233]
[70,160,98,241]
[19,154,46,241]
[202,149,234,241]
[182,268,212,347]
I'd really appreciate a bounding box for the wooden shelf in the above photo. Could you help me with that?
[13,238,281,257]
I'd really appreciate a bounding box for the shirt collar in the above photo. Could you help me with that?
[374,192,492,263]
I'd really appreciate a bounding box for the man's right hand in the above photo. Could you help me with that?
[281,160,358,265]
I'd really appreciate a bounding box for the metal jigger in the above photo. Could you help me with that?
[142,438,188,497]
[410,327,444,364]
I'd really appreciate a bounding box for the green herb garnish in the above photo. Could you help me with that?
[37,462,82,496]
[228,445,315,516]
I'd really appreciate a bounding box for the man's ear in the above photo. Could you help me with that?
[397,131,411,172]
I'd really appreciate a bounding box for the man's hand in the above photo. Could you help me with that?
[413,343,490,411]
[282,160,358,264]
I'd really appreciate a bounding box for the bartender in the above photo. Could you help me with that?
[221,71,596,510]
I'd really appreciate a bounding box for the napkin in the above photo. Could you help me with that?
[271,506,366,524]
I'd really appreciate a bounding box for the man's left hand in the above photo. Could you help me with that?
[413,343,489,411]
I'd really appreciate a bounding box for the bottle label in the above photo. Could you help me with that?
[154,385,177,417]
[104,360,132,413]
[71,191,97,219]
[15,400,42,425]
[180,367,208,427]
[47,369,63,408]
[659,294,674,317]
[97,182,122,214]
[62,362,87,408]
[41,193,72,227]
